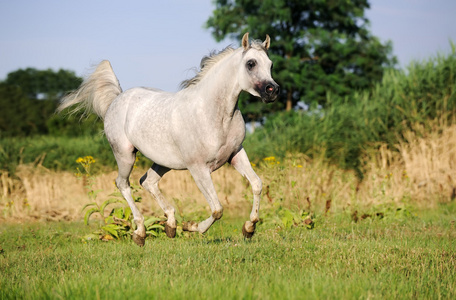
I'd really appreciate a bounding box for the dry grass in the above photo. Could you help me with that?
[0,164,253,222]
[1,123,455,221]
[250,124,455,216]
[398,122,456,202]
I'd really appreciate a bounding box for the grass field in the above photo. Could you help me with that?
[1,204,455,299]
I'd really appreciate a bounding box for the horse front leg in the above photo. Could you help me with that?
[183,166,223,234]
[230,147,262,238]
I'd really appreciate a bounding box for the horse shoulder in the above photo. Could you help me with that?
[205,111,245,171]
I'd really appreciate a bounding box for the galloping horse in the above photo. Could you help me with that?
[58,33,279,246]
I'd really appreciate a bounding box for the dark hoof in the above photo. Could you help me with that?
[165,223,176,238]
[242,222,256,239]
[182,221,197,232]
[132,232,145,247]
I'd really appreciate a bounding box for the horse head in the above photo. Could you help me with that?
[238,32,280,103]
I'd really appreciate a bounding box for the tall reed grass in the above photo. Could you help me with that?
[1,120,454,221]
[245,45,456,176]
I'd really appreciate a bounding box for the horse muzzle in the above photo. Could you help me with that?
[259,81,280,103]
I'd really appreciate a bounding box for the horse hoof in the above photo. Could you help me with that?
[242,222,256,239]
[182,221,197,232]
[132,232,145,247]
[165,223,176,238]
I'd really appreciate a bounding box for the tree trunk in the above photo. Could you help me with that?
[286,89,293,111]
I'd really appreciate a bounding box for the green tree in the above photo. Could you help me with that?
[0,68,100,137]
[5,68,82,101]
[206,0,396,117]
[0,83,39,136]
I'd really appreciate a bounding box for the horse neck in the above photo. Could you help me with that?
[194,50,242,118]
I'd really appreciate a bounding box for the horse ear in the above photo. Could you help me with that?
[242,32,250,50]
[263,34,271,50]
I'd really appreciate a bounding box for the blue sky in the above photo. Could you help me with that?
[1,0,455,92]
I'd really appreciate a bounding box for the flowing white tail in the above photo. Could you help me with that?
[58,60,122,119]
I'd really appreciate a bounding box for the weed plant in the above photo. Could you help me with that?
[73,156,164,240]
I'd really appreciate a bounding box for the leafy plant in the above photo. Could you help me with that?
[351,204,415,223]
[144,216,165,237]
[76,156,164,241]
[82,199,131,239]
[262,204,315,230]
[82,187,165,241]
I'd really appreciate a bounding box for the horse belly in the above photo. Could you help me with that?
[136,138,186,169]
[126,124,185,169]
[123,90,186,169]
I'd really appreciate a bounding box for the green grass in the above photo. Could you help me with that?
[0,135,118,175]
[1,205,455,299]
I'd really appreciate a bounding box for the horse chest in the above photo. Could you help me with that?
[208,123,245,172]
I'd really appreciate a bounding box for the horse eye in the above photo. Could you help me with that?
[246,60,256,71]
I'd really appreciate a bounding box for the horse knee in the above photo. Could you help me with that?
[116,177,130,190]
[212,207,224,220]
[251,176,262,196]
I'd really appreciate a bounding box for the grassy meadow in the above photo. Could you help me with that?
[1,206,455,299]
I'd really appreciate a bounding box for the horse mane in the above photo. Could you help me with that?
[179,40,267,90]
[180,46,236,89]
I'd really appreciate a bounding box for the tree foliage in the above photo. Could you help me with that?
[0,83,50,136]
[5,68,82,101]
[206,0,397,118]
[0,68,102,137]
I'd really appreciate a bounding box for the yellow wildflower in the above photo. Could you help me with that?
[76,156,96,165]
[76,156,96,175]
[263,156,276,162]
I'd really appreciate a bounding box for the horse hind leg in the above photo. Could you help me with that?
[140,164,177,238]
[112,145,146,246]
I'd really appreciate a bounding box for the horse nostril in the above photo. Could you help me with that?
[265,84,274,95]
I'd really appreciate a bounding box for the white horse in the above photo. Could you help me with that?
[58,33,279,246]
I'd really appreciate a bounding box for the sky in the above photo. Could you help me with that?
[1,0,455,92]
